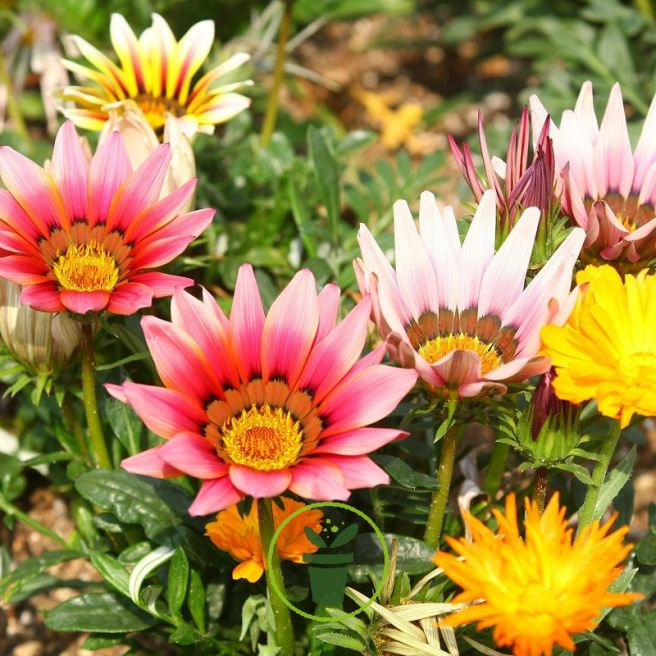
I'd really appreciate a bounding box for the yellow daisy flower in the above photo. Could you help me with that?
[205,498,323,583]
[541,264,656,428]
[434,494,641,656]
[58,13,251,136]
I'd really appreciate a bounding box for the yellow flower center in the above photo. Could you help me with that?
[418,333,503,376]
[52,241,119,293]
[136,94,184,130]
[221,404,303,471]
[617,213,637,232]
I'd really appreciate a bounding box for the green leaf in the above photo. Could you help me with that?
[609,606,656,656]
[128,545,176,609]
[638,533,656,566]
[105,397,144,457]
[89,550,130,597]
[168,624,198,646]
[372,455,438,489]
[316,632,365,651]
[75,469,193,544]
[81,635,125,651]
[594,445,636,521]
[308,126,340,246]
[188,569,206,632]
[44,592,158,633]
[305,526,328,548]
[0,550,80,602]
[167,546,189,618]
[335,130,377,156]
[331,523,359,549]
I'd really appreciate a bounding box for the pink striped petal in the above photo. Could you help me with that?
[316,283,340,344]
[106,282,154,315]
[170,289,240,391]
[187,52,251,105]
[106,381,206,438]
[109,14,145,96]
[0,147,68,235]
[50,120,89,223]
[194,93,252,125]
[411,351,449,387]
[431,349,482,389]
[147,14,176,98]
[573,81,599,142]
[107,144,171,234]
[129,272,193,297]
[295,296,371,403]
[289,459,350,501]
[168,20,214,103]
[122,445,184,478]
[0,255,48,284]
[60,290,109,314]
[312,427,406,455]
[229,465,292,498]
[133,208,215,251]
[633,93,656,191]
[189,477,243,516]
[458,190,496,310]
[19,282,65,312]
[459,380,507,397]
[129,234,198,270]
[262,269,319,387]
[477,206,540,319]
[229,264,265,383]
[320,455,389,489]
[142,315,222,402]
[0,189,43,242]
[88,132,132,228]
[484,355,550,383]
[593,83,634,198]
[159,432,227,479]
[319,365,418,438]
[394,199,440,318]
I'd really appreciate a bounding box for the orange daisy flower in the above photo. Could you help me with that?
[205,498,323,582]
[434,494,641,656]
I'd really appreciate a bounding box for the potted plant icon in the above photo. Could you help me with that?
[302,521,359,605]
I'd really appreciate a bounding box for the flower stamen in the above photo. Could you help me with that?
[418,333,503,376]
[52,241,119,293]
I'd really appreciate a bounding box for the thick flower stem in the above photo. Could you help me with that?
[260,0,294,147]
[80,322,111,470]
[481,439,509,499]
[257,497,295,655]
[424,424,459,549]
[61,393,90,466]
[532,467,548,513]
[577,419,622,536]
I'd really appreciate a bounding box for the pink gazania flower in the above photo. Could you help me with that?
[449,107,555,241]
[0,120,214,316]
[58,13,252,136]
[108,265,418,516]
[355,190,585,397]
[531,81,656,267]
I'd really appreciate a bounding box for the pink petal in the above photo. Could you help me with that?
[484,355,550,383]
[316,282,340,344]
[88,131,132,228]
[106,282,154,315]
[159,432,228,479]
[393,199,440,318]
[142,315,222,402]
[0,189,43,242]
[295,296,371,403]
[188,477,243,516]
[129,272,194,297]
[319,365,418,438]
[121,445,184,478]
[106,381,207,438]
[289,459,350,501]
[194,93,252,125]
[229,465,292,498]
[133,208,215,251]
[633,93,656,191]
[128,235,198,270]
[431,349,483,389]
[107,144,171,234]
[60,290,109,314]
[320,455,389,489]
[19,282,65,312]
[262,269,319,388]
[229,264,265,383]
[312,427,407,456]
[573,81,600,142]
[50,120,89,223]
[0,254,49,284]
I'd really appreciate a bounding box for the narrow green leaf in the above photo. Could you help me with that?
[594,445,636,521]
[89,550,130,597]
[81,635,125,651]
[167,546,190,618]
[128,545,176,608]
[308,126,340,246]
[44,592,157,633]
[188,569,206,632]
[316,632,364,651]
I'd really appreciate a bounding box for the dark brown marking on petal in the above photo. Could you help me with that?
[438,309,455,336]
[417,311,439,342]
[405,319,425,350]
[495,325,518,363]
[458,307,478,336]
[476,314,502,343]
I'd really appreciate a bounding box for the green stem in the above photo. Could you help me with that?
[532,466,548,513]
[257,497,295,655]
[424,424,459,549]
[61,393,90,466]
[576,419,622,536]
[481,438,509,499]
[260,1,294,147]
[0,495,68,548]
[80,322,111,469]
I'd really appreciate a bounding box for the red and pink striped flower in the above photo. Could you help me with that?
[531,81,656,268]
[355,190,585,397]
[0,120,214,316]
[108,265,418,516]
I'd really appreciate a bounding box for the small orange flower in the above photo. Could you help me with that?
[205,498,322,582]
[434,494,641,656]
